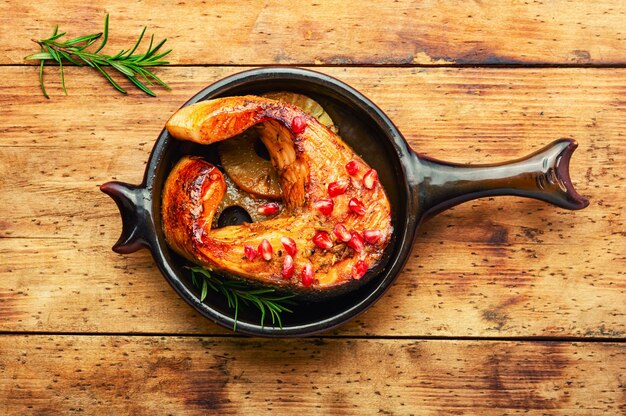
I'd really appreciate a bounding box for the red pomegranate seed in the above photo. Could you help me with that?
[292,116,306,134]
[313,231,333,249]
[328,180,348,197]
[282,255,294,279]
[280,236,297,256]
[301,263,315,287]
[258,239,273,261]
[333,223,352,243]
[314,199,334,215]
[347,231,364,252]
[345,160,359,175]
[244,244,258,261]
[352,260,368,280]
[363,229,382,244]
[257,202,280,215]
[363,169,378,190]
[348,197,366,216]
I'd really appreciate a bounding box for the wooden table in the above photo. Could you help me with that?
[1,1,625,414]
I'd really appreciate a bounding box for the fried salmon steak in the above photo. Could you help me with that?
[162,95,392,292]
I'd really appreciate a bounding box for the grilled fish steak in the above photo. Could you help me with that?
[162,95,392,292]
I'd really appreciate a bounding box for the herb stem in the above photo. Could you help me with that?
[25,13,171,98]
[188,266,295,331]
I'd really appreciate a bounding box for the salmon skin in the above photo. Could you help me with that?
[162,95,392,293]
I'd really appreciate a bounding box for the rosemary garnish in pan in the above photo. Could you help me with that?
[188,266,295,331]
[25,14,171,98]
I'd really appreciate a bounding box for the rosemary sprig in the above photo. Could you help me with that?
[188,266,295,331]
[25,14,171,98]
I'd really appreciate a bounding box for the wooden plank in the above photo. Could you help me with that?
[1,66,624,337]
[3,0,626,66]
[0,336,623,415]
[3,66,626,150]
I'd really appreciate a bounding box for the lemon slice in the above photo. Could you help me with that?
[219,92,337,200]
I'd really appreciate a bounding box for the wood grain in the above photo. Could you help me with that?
[3,0,626,66]
[1,66,624,337]
[3,1,625,413]
[0,336,624,415]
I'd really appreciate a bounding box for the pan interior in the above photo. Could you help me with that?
[151,73,413,334]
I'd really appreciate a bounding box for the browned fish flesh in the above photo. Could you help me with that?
[162,95,392,293]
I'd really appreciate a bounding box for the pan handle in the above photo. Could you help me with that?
[100,181,154,253]
[416,139,589,219]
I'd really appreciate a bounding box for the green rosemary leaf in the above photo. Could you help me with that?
[45,45,60,62]
[38,48,49,99]
[276,310,284,329]
[201,279,208,302]
[93,62,127,94]
[243,289,276,296]
[221,285,234,308]
[64,33,102,46]
[133,67,154,86]
[127,75,156,96]
[232,295,239,331]
[58,50,81,66]
[205,278,218,293]
[25,52,54,60]
[78,36,101,51]
[146,34,154,56]
[191,269,197,287]
[111,49,128,60]
[110,61,134,77]
[147,71,170,86]
[47,32,67,41]
[77,54,95,68]
[258,300,266,328]
[148,49,173,62]
[264,301,282,314]
[125,26,147,57]
[93,14,109,53]
[59,58,67,95]
[143,38,167,60]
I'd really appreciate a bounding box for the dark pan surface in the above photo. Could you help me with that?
[145,68,421,336]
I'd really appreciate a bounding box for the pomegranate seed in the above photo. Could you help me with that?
[301,263,315,287]
[328,180,348,197]
[313,231,333,249]
[292,116,306,134]
[257,202,280,215]
[345,160,359,175]
[363,169,378,190]
[347,231,364,252]
[314,199,334,215]
[363,229,382,244]
[333,223,352,243]
[282,255,294,279]
[352,260,368,279]
[280,236,297,256]
[258,239,273,261]
[244,245,258,261]
[348,197,366,216]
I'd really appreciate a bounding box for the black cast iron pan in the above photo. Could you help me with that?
[101,67,588,336]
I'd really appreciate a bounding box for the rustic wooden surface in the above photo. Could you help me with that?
[3,1,626,65]
[1,336,624,415]
[1,1,625,414]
